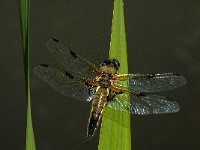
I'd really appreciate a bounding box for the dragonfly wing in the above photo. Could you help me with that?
[33,64,94,102]
[46,38,99,78]
[115,73,186,92]
[107,94,180,115]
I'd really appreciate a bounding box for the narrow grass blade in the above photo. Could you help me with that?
[19,0,36,149]
[98,0,131,150]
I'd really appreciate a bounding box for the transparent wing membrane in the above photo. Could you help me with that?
[34,39,186,116]
[114,73,186,93]
[107,93,180,115]
[46,38,99,78]
[33,65,93,101]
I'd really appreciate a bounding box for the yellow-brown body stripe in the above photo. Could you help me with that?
[87,86,108,139]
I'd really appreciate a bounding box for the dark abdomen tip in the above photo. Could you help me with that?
[87,115,99,139]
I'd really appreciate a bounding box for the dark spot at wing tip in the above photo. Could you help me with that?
[40,64,49,67]
[137,92,146,97]
[51,38,59,42]
[147,74,155,78]
[173,73,181,76]
[70,51,77,58]
[65,72,74,79]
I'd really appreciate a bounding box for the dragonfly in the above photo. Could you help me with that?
[33,38,187,139]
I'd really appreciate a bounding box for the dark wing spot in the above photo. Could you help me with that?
[70,51,78,58]
[85,82,95,88]
[40,64,49,67]
[147,74,155,78]
[51,38,59,42]
[136,92,146,97]
[65,72,74,79]
[173,73,181,76]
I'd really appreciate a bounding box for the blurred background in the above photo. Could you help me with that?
[1,0,200,149]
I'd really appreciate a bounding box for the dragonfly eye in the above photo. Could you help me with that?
[112,59,120,70]
[102,58,120,70]
[102,59,111,66]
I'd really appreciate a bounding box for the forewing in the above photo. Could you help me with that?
[33,65,94,101]
[107,94,180,115]
[115,73,186,92]
[46,38,99,78]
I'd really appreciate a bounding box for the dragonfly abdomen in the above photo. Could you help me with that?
[87,86,108,139]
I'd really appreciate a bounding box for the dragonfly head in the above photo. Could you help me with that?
[101,58,120,70]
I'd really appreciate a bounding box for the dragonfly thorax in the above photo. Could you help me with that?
[98,77,112,88]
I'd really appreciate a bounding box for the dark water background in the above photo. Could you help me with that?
[1,0,200,150]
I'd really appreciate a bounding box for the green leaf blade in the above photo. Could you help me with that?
[98,0,131,150]
[19,0,36,149]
